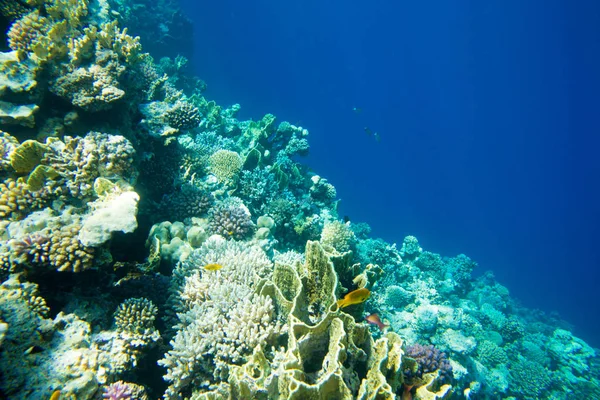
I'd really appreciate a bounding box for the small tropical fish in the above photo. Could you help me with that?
[374,132,381,142]
[337,288,370,308]
[366,313,389,331]
[204,263,223,271]
[49,390,61,400]
[353,107,362,114]
[364,126,373,136]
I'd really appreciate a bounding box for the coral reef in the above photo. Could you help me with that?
[0,1,597,399]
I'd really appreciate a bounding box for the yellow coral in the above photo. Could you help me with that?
[96,20,144,65]
[0,178,49,219]
[7,10,47,52]
[48,222,95,272]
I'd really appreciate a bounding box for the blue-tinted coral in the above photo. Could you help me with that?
[501,317,525,342]
[400,235,422,260]
[237,168,279,215]
[414,251,445,277]
[208,199,254,240]
[508,359,552,398]
[445,254,477,293]
[159,184,213,221]
[356,238,402,270]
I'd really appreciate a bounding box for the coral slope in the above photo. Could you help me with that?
[0,1,597,400]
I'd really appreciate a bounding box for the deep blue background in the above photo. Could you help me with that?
[179,0,600,346]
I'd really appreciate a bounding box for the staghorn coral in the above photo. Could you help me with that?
[208,149,243,184]
[8,231,50,267]
[0,0,30,19]
[102,381,133,400]
[160,237,277,396]
[208,199,255,240]
[508,358,552,398]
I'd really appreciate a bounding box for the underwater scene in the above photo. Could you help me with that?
[0,0,599,399]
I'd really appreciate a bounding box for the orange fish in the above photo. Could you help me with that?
[204,263,223,271]
[49,390,61,400]
[366,313,389,331]
[336,288,370,308]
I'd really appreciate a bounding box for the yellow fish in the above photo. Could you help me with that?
[337,288,370,308]
[49,390,61,400]
[204,263,223,271]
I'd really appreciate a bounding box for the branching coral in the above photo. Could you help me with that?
[0,178,51,220]
[114,297,160,349]
[48,221,95,272]
[160,184,213,220]
[7,10,47,53]
[166,100,200,131]
[320,220,357,253]
[50,58,126,111]
[403,343,453,385]
[208,199,255,240]
[160,237,277,396]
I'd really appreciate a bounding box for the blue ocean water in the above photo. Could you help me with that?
[181,0,600,347]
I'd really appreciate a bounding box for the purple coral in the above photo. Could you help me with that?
[9,232,50,265]
[403,343,453,383]
[102,381,133,400]
[208,201,254,240]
